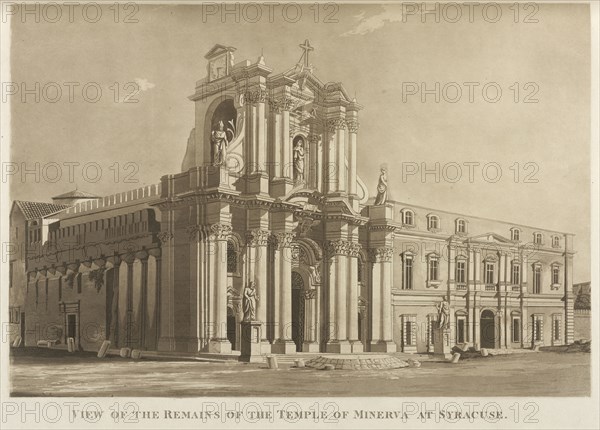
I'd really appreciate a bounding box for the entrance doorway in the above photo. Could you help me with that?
[226,307,237,350]
[67,314,77,343]
[291,272,305,352]
[480,310,496,348]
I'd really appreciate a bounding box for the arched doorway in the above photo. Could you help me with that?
[480,310,496,348]
[291,271,305,352]
[226,307,237,350]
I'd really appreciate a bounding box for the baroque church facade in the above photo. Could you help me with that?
[8,43,575,355]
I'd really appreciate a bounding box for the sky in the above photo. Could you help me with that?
[6,3,592,283]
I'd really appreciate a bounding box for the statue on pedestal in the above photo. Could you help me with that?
[211,120,229,166]
[243,281,258,322]
[436,298,450,329]
[293,137,305,183]
[374,168,388,205]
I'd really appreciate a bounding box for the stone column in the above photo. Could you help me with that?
[302,289,319,352]
[467,247,475,343]
[282,108,291,179]
[369,246,397,352]
[348,242,362,352]
[325,240,351,353]
[187,225,203,352]
[325,119,338,193]
[308,134,321,190]
[271,232,296,354]
[246,229,271,352]
[335,118,346,193]
[157,229,175,351]
[256,96,266,172]
[208,223,232,353]
[346,118,358,195]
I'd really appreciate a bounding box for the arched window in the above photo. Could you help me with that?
[427,214,440,231]
[552,236,560,248]
[533,232,543,245]
[456,219,467,234]
[402,209,414,226]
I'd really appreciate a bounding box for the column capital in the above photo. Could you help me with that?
[326,118,346,133]
[157,231,173,244]
[243,88,268,105]
[210,223,232,241]
[246,229,270,247]
[303,289,318,300]
[326,239,351,256]
[269,232,295,249]
[268,96,295,113]
[369,246,394,263]
[346,119,359,133]
[308,133,322,145]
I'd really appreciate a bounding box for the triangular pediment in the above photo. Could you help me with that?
[467,232,513,244]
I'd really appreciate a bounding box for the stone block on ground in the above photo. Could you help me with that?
[408,359,421,368]
[480,348,489,357]
[266,355,278,369]
[294,359,305,368]
[97,340,111,358]
[131,349,142,359]
[67,337,75,353]
[450,353,461,363]
[323,364,335,371]
[120,347,131,358]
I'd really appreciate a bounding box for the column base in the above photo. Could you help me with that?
[240,321,264,363]
[208,338,232,354]
[325,340,352,354]
[271,340,296,354]
[350,341,364,353]
[369,340,397,353]
[302,342,320,353]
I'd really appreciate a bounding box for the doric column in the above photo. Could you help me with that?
[325,240,352,353]
[157,229,175,351]
[368,246,397,352]
[270,232,296,354]
[246,228,270,351]
[208,223,232,353]
[346,118,359,195]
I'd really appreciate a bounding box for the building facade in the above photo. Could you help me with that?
[8,43,575,355]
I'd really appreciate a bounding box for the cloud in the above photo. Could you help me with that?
[134,78,156,92]
[342,6,404,36]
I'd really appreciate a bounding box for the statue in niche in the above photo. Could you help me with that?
[293,136,305,183]
[243,281,258,322]
[211,120,229,166]
[436,297,450,329]
[374,167,388,205]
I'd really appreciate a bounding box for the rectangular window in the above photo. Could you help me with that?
[457,317,466,343]
[428,259,438,281]
[456,261,466,284]
[405,321,412,346]
[533,266,541,294]
[553,318,560,341]
[404,257,413,290]
[534,315,543,342]
[511,263,521,285]
[485,263,495,284]
[402,315,417,348]
[512,317,521,342]
[9,260,14,289]
[552,267,560,285]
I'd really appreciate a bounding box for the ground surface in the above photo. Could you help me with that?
[10,348,590,397]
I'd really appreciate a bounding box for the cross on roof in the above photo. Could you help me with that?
[298,39,314,67]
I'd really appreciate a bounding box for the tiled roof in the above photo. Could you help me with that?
[13,201,71,220]
[52,189,100,199]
